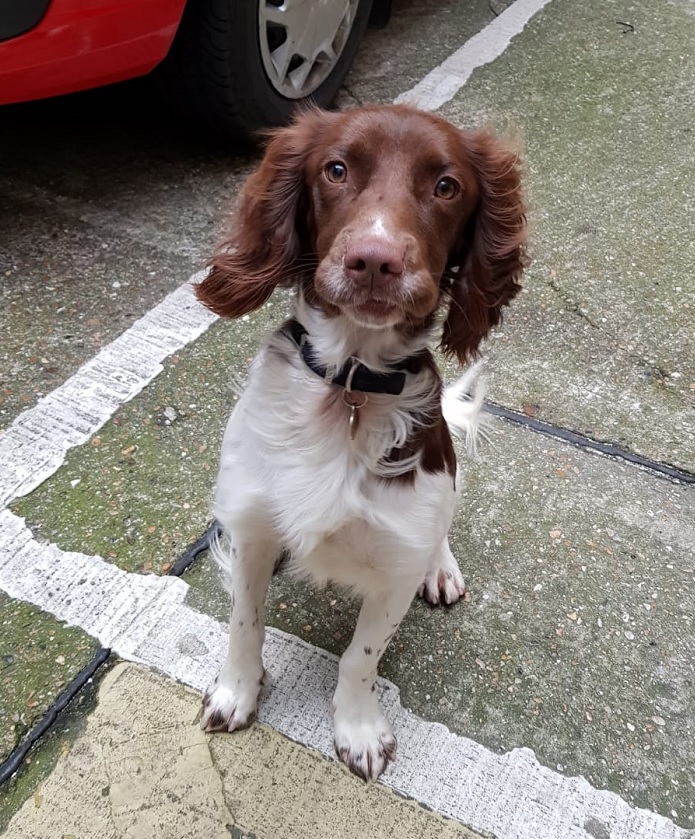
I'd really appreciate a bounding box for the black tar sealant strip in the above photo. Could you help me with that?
[0,519,221,787]
[168,519,222,577]
[483,402,695,486]
[0,647,112,787]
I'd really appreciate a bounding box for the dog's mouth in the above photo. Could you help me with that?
[346,298,403,327]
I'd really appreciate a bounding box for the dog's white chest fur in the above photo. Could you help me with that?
[214,340,456,594]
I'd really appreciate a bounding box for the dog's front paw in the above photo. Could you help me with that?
[418,563,466,605]
[200,677,260,733]
[333,709,397,782]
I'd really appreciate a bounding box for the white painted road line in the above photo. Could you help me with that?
[0,508,685,839]
[395,0,554,111]
[0,274,214,509]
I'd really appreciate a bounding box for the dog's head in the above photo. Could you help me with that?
[197,105,527,363]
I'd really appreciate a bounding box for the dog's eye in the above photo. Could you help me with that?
[324,161,348,184]
[434,177,460,200]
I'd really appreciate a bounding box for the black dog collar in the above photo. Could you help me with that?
[287,319,419,396]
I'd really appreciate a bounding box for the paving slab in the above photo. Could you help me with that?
[3,662,483,839]
[436,0,695,472]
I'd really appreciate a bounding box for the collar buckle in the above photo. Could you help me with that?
[324,364,337,385]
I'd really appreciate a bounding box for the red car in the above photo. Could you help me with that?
[0,0,388,139]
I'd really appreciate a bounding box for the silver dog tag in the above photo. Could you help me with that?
[343,391,368,440]
[348,403,359,439]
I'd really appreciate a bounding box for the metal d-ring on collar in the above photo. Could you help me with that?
[342,359,368,440]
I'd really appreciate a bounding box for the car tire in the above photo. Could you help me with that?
[159,0,373,143]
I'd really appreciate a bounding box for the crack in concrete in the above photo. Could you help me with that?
[545,275,601,329]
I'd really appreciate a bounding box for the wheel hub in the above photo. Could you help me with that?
[259,0,359,99]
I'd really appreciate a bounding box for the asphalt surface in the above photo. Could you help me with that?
[1,0,694,836]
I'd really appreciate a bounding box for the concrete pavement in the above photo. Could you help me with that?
[1,0,694,836]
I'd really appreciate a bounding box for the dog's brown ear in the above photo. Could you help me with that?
[440,131,527,364]
[196,110,338,319]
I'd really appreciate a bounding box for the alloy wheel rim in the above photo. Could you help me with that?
[259,0,359,99]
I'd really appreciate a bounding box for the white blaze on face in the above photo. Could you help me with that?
[367,214,392,239]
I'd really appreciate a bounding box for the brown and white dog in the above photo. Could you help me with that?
[196,104,526,781]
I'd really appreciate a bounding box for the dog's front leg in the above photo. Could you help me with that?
[333,583,417,781]
[201,533,277,732]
